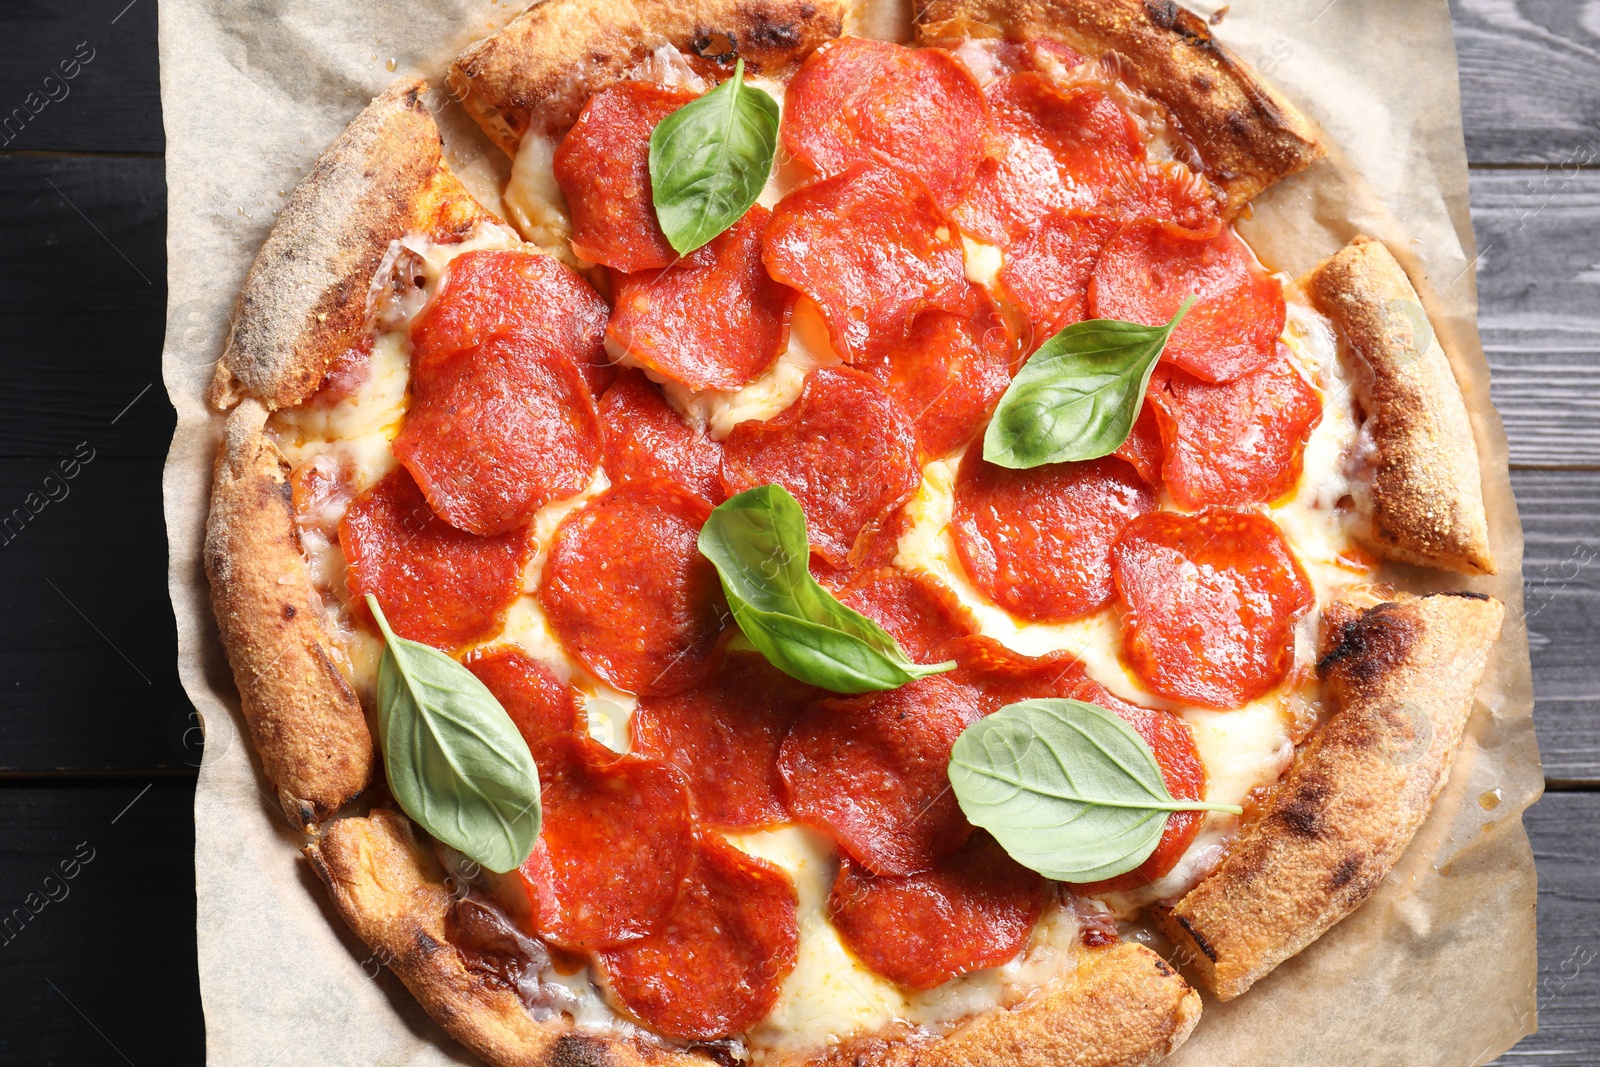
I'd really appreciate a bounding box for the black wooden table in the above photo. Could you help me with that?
[0,2,1592,1063]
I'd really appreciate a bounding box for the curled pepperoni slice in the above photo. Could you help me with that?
[1115,401,1165,488]
[554,82,696,272]
[763,164,972,363]
[632,652,820,829]
[867,300,1015,457]
[827,831,1046,990]
[607,206,794,391]
[835,568,978,664]
[782,37,989,208]
[1091,222,1286,383]
[340,468,531,653]
[598,369,724,504]
[540,481,728,696]
[952,449,1156,623]
[779,676,983,876]
[597,832,798,1040]
[721,367,922,568]
[1148,353,1322,509]
[518,734,695,950]
[944,634,1085,715]
[394,333,604,535]
[410,249,614,396]
[1113,509,1314,709]
[464,647,585,753]
[998,211,1121,346]
[1121,161,1224,239]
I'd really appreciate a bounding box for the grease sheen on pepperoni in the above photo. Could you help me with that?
[340,468,531,653]
[998,211,1121,345]
[409,249,614,395]
[1148,353,1322,509]
[607,206,794,391]
[763,163,972,363]
[782,37,990,208]
[1091,222,1286,383]
[779,676,983,876]
[632,652,820,828]
[598,369,724,504]
[827,831,1046,990]
[597,832,798,1040]
[394,332,604,535]
[518,734,695,950]
[1115,401,1166,488]
[539,480,727,696]
[554,82,696,272]
[867,300,1015,457]
[952,449,1156,622]
[1113,509,1314,709]
[464,647,585,754]
[835,568,979,664]
[721,367,922,568]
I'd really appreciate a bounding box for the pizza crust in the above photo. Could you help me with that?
[205,399,373,830]
[1155,591,1504,1000]
[915,0,1325,213]
[448,0,853,155]
[1301,236,1496,575]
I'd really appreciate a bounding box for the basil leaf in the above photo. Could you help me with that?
[949,698,1241,883]
[367,595,541,874]
[983,298,1195,469]
[697,485,955,694]
[649,58,779,256]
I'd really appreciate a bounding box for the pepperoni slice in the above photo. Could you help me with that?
[597,832,798,1040]
[721,367,922,568]
[632,652,820,828]
[835,568,978,664]
[464,647,585,753]
[340,468,531,653]
[951,449,1156,623]
[409,249,614,396]
[394,333,604,535]
[1113,509,1314,709]
[1120,161,1224,239]
[998,211,1121,346]
[943,635,1085,715]
[950,74,1143,246]
[598,369,724,504]
[809,504,913,591]
[1148,353,1322,509]
[1115,401,1165,488]
[539,481,728,696]
[553,82,696,272]
[607,206,794,391]
[1090,222,1286,383]
[867,300,1015,457]
[518,734,695,950]
[782,37,990,208]
[763,164,972,363]
[827,832,1046,989]
[779,676,983,876]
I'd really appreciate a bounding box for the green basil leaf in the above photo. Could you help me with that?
[649,58,779,256]
[982,298,1195,469]
[367,595,541,874]
[949,698,1241,883]
[697,485,955,693]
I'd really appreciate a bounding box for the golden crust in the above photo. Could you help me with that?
[1301,235,1496,574]
[915,0,1325,213]
[204,399,373,830]
[448,0,852,154]
[1156,591,1504,1000]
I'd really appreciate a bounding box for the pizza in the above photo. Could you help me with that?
[200,1,1506,1064]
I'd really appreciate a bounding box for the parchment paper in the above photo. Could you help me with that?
[160,2,1541,1064]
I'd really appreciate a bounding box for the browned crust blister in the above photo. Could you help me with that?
[915,0,1325,212]
[1156,592,1504,1000]
[1301,236,1496,575]
[205,399,373,830]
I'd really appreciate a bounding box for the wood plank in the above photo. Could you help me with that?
[0,0,161,155]
[1491,789,1600,1064]
[1451,0,1600,166]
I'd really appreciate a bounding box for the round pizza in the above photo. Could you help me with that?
[202,1,1506,1064]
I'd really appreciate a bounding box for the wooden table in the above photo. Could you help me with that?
[0,2,1591,1063]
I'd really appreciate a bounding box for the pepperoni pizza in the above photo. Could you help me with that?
[203,2,1505,1065]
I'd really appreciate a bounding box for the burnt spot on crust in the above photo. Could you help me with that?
[445,896,534,992]
[1277,779,1328,838]
[690,28,740,64]
[1316,601,1421,686]
[1329,853,1363,890]
[1432,590,1490,601]
[1143,0,1222,54]
[548,1034,614,1067]
[741,9,814,56]
[1152,955,1178,979]
[282,602,297,620]
[1174,914,1217,963]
